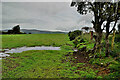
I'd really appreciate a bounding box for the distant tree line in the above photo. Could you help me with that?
[2,25,27,34]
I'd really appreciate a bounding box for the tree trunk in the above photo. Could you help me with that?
[111,29,116,51]
[97,32,102,54]
[93,10,103,54]
[93,32,102,54]
[105,21,110,57]
[105,34,109,57]
[93,23,103,55]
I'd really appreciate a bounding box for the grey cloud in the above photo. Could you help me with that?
[2,2,93,31]
[0,2,2,30]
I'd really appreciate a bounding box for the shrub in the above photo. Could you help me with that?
[109,51,119,57]
[104,72,120,78]
[73,36,87,47]
[68,30,82,41]
[115,34,120,43]
[89,57,114,66]
[73,36,81,46]
[108,64,120,72]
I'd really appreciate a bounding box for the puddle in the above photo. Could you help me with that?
[0,53,10,57]
[0,46,61,58]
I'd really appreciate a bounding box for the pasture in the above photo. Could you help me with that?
[1,33,120,78]
[1,34,69,49]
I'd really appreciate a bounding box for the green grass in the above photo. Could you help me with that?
[1,34,69,49]
[2,44,78,78]
[2,33,120,78]
[1,34,99,78]
[2,50,67,78]
[2,49,100,78]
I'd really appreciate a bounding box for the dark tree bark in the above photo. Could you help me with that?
[105,34,109,57]
[93,22,103,54]
[105,21,110,57]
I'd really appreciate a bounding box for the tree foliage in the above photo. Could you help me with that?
[2,25,23,34]
[12,25,20,34]
[68,30,82,41]
[71,0,120,56]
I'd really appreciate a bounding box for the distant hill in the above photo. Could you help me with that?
[1,29,68,34]
[21,29,68,34]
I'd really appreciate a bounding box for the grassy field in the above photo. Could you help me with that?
[1,34,69,49]
[2,46,101,78]
[2,34,74,78]
[2,50,69,78]
[1,34,98,78]
[1,34,120,78]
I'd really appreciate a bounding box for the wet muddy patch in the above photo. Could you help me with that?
[0,46,61,58]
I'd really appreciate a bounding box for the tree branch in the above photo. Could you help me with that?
[109,2,119,34]
[109,20,117,34]
[89,2,95,11]
[102,24,106,31]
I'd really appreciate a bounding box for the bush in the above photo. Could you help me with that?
[73,36,88,47]
[115,34,120,43]
[108,64,120,72]
[109,51,119,57]
[73,36,81,46]
[89,57,114,66]
[68,30,82,41]
[104,72,120,78]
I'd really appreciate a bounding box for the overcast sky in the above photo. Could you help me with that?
[1,2,93,31]
[1,0,120,31]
